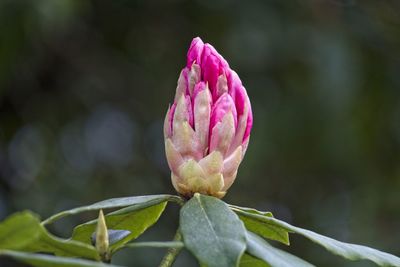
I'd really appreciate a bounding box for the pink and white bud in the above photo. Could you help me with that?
[164,37,253,198]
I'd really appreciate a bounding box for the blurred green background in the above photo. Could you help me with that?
[0,0,399,266]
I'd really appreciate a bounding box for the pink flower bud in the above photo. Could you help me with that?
[164,37,253,198]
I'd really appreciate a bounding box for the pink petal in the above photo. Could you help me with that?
[216,74,228,100]
[172,121,202,160]
[210,93,237,130]
[174,68,189,103]
[168,103,176,135]
[165,138,184,174]
[164,106,172,138]
[187,64,201,97]
[223,145,242,177]
[244,102,253,141]
[222,145,243,191]
[201,48,219,95]
[227,70,242,103]
[193,82,212,153]
[201,44,229,99]
[203,43,229,69]
[209,111,236,156]
[173,95,193,129]
[241,137,250,158]
[233,85,253,141]
[187,37,204,67]
[192,81,208,100]
[186,95,194,128]
[234,85,247,116]
[226,102,248,156]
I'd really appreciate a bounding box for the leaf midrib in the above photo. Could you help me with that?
[195,195,229,265]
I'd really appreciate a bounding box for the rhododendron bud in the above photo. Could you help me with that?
[164,37,252,198]
[95,210,110,262]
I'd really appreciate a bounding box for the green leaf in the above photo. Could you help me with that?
[43,194,183,225]
[0,250,123,267]
[123,241,184,249]
[240,254,270,267]
[180,193,247,267]
[288,225,400,266]
[0,211,98,260]
[0,211,42,250]
[24,224,99,260]
[229,205,274,217]
[246,231,314,267]
[229,205,290,245]
[232,209,400,266]
[72,202,167,253]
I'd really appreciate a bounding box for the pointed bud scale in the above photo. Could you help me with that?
[164,37,252,198]
[95,209,110,262]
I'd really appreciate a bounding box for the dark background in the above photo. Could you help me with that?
[0,0,399,266]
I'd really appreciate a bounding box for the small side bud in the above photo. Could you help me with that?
[96,209,110,262]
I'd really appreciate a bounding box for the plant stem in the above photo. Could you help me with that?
[158,230,183,267]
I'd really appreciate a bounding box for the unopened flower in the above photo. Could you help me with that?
[164,37,253,198]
